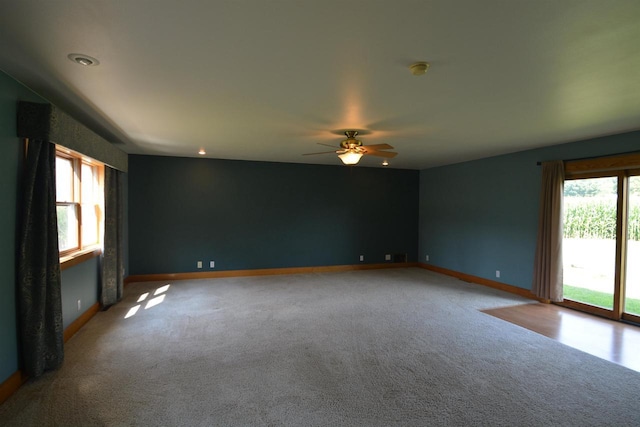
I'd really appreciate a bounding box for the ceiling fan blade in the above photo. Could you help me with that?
[302,150,338,156]
[364,150,398,158]
[363,143,394,150]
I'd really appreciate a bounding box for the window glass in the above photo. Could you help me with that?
[57,204,79,251]
[56,156,74,202]
[81,163,95,203]
[563,176,617,309]
[81,162,100,246]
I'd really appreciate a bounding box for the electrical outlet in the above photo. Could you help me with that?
[385,254,391,261]
[426,255,429,261]
[210,261,215,268]
[77,299,81,311]
[496,270,501,278]
[359,255,364,262]
[197,261,203,269]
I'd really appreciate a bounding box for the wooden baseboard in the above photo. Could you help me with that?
[1,301,101,406]
[63,302,101,343]
[0,370,27,406]
[419,263,548,303]
[125,262,419,284]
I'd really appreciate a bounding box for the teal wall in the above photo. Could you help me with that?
[60,258,100,330]
[419,131,640,290]
[0,70,107,385]
[128,155,419,275]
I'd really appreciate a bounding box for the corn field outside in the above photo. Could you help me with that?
[564,196,640,241]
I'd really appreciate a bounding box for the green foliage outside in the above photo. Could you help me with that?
[56,206,69,250]
[565,177,640,197]
[564,180,606,197]
[563,198,640,240]
[563,285,640,315]
[57,205,83,251]
[563,177,640,241]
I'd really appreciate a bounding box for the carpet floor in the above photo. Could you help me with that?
[1,268,639,426]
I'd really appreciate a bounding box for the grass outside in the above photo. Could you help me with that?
[563,238,640,299]
[563,284,640,315]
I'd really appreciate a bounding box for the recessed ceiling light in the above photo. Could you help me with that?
[198,149,206,155]
[68,53,100,66]
[382,160,389,166]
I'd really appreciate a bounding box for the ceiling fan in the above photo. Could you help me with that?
[303,131,398,165]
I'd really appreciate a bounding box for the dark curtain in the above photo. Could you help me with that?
[532,161,565,302]
[101,166,124,307]
[17,139,64,377]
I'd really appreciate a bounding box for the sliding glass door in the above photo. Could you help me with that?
[563,176,617,311]
[562,170,640,323]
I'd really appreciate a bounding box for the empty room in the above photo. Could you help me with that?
[1,1,640,425]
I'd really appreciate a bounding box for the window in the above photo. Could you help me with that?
[55,148,104,258]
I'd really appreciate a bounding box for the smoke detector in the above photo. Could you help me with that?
[409,62,430,76]
[68,53,100,66]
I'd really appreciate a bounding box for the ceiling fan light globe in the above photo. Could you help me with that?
[338,151,363,165]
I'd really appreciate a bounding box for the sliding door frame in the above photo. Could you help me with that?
[622,169,640,324]
[557,154,640,324]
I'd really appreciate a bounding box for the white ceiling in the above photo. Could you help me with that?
[1,0,640,169]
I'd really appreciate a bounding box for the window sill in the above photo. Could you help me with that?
[60,247,101,271]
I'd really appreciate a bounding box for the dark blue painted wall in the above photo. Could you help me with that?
[419,131,640,290]
[60,258,100,330]
[128,155,419,274]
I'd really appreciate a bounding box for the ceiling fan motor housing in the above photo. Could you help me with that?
[340,131,363,149]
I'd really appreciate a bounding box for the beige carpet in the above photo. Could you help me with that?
[1,268,639,426]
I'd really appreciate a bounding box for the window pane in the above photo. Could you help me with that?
[56,157,74,202]
[82,204,98,246]
[57,204,79,252]
[563,176,618,309]
[81,163,96,203]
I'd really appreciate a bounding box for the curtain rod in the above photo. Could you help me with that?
[536,150,640,166]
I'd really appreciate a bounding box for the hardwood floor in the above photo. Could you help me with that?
[482,303,640,372]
